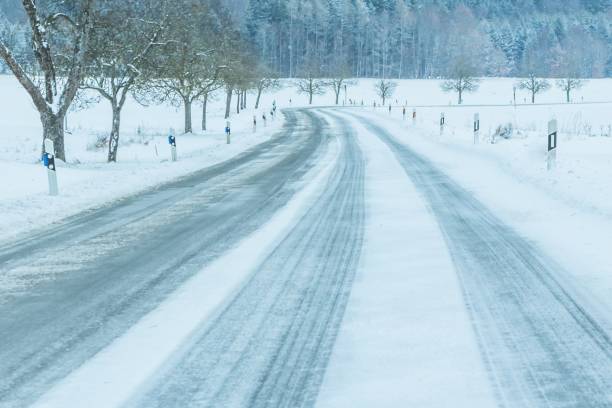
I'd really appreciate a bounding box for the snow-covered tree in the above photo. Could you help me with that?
[135,2,226,133]
[0,0,96,161]
[81,0,166,162]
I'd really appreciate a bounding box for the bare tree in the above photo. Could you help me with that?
[295,76,326,105]
[327,61,354,105]
[517,74,551,104]
[374,79,397,106]
[440,59,480,104]
[556,77,585,103]
[221,53,249,119]
[136,4,224,134]
[295,60,326,105]
[0,0,96,161]
[252,65,279,109]
[81,1,165,162]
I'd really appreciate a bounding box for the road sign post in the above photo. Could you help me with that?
[547,119,558,170]
[43,138,58,196]
[440,112,445,135]
[474,113,480,144]
[253,115,257,133]
[168,133,177,162]
[225,121,231,144]
[412,108,416,125]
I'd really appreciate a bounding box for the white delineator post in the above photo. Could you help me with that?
[473,113,480,144]
[547,119,558,171]
[168,134,177,162]
[225,121,231,144]
[440,112,445,135]
[43,138,59,196]
[412,108,416,125]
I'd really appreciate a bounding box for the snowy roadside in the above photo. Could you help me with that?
[0,122,283,244]
[0,120,282,242]
[316,113,496,407]
[357,108,612,324]
[0,74,285,243]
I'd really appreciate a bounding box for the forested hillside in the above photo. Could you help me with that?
[1,0,610,79]
[226,0,612,78]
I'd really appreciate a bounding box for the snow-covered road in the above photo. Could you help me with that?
[0,108,610,407]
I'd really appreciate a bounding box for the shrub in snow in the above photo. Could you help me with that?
[493,123,514,140]
[88,134,109,151]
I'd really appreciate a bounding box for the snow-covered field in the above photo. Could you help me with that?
[2,73,611,278]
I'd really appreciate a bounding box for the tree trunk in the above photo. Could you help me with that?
[531,91,535,104]
[566,88,570,103]
[202,93,208,131]
[309,90,313,105]
[225,86,233,119]
[236,91,240,114]
[458,88,463,105]
[184,98,192,133]
[107,105,122,162]
[242,91,247,109]
[335,87,340,105]
[41,111,66,161]
[255,86,263,109]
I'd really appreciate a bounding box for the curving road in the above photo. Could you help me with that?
[1,108,610,408]
[127,111,364,408]
[0,109,333,407]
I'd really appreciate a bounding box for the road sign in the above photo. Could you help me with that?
[43,138,58,196]
[474,113,480,144]
[547,119,558,170]
[168,134,177,162]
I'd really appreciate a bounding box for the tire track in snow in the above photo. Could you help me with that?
[348,111,612,408]
[0,110,328,408]
[126,109,365,408]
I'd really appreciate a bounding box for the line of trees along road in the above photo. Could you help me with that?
[0,0,277,163]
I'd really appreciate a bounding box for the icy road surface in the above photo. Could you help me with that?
[0,109,610,407]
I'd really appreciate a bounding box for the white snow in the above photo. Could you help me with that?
[0,74,284,242]
[352,107,612,327]
[31,129,341,408]
[316,112,497,407]
[3,73,612,405]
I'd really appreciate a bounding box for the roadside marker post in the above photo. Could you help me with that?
[440,112,445,135]
[402,107,406,120]
[43,139,59,196]
[253,115,257,133]
[547,119,558,171]
[412,108,416,125]
[474,113,480,144]
[225,121,231,144]
[168,133,177,162]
